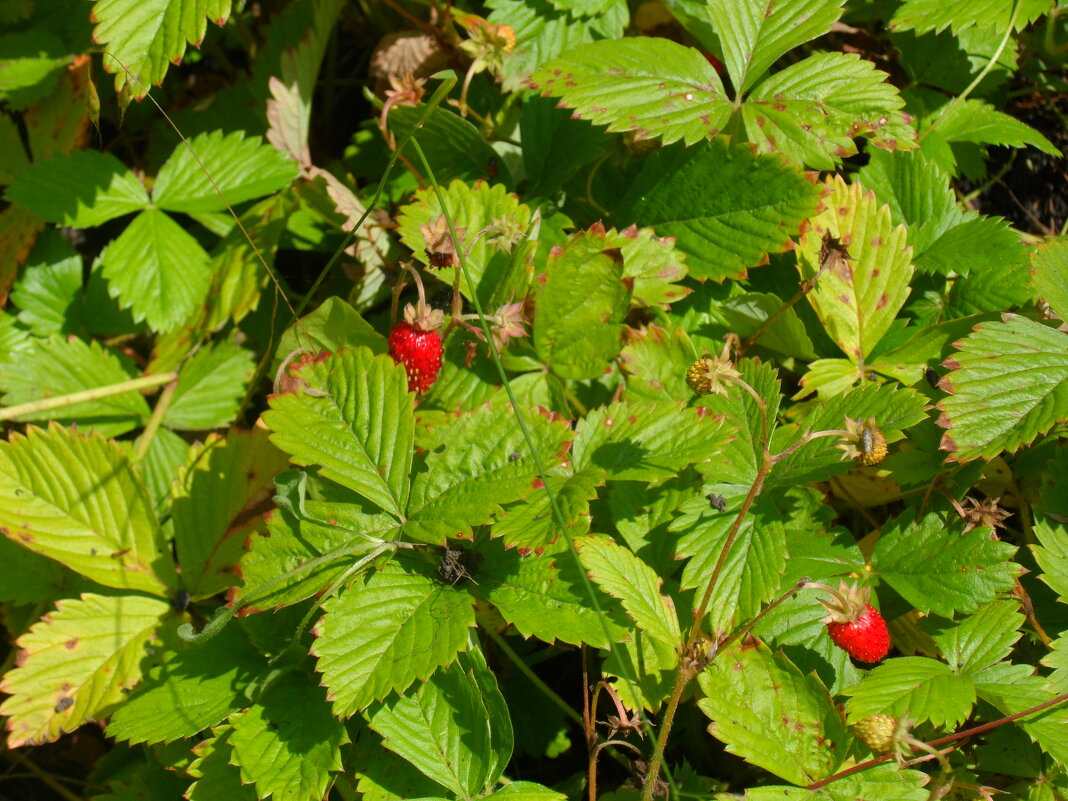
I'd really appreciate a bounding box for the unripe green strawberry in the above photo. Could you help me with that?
[853,714,897,753]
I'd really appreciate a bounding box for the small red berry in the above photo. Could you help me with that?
[389,302,444,394]
[826,603,890,663]
[816,581,891,664]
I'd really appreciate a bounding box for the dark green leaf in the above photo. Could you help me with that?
[872,511,1019,616]
[616,139,821,280]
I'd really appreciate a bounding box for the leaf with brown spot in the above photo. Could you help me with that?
[0,593,168,747]
[797,175,913,368]
[698,640,849,785]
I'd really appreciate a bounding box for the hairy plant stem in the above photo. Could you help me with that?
[133,376,179,461]
[642,442,775,801]
[806,691,1068,791]
[0,372,177,423]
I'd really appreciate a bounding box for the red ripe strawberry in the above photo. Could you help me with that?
[817,581,890,663]
[389,302,444,394]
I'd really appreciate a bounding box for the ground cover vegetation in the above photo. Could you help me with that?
[1,0,1068,799]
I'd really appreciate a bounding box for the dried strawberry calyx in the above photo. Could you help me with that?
[808,580,872,624]
[403,300,444,332]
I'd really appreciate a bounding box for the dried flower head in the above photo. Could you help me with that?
[961,496,1011,533]
[403,300,444,332]
[685,344,740,397]
[420,214,466,269]
[837,416,887,466]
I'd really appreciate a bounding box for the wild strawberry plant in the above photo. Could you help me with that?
[1,1,1068,800]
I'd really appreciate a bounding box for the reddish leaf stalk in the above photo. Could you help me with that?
[806,691,1068,791]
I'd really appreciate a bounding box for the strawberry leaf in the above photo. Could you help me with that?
[92,0,232,99]
[529,38,732,147]
[693,0,845,94]
[616,139,821,281]
[520,94,609,198]
[229,672,348,801]
[187,727,258,801]
[162,341,255,430]
[798,175,914,363]
[872,511,1019,616]
[926,98,1059,156]
[573,400,730,482]
[479,535,626,648]
[313,555,476,716]
[405,405,570,544]
[620,324,698,403]
[488,0,629,91]
[936,314,1068,461]
[576,535,680,648]
[107,624,263,745]
[743,51,916,169]
[925,601,1024,675]
[101,208,212,333]
[152,130,299,213]
[975,671,1068,767]
[844,656,976,728]
[673,490,788,634]
[771,383,928,487]
[533,227,631,380]
[0,424,175,595]
[238,497,397,613]
[698,640,849,785]
[364,656,503,799]
[395,179,534,308]
[696,359,782,486]
[9,229,84,336]
[1032,450,1068,603]
[390,104,511,189]
[490,466,604,552]
[891,0,1052,34]
[170,428,289,601]
[263,348,413,519]
[5,148,149,227]
[1030,238,1068,322]
[0,593,170,747]
[747,765,929,801]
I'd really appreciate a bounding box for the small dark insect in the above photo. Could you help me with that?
[818,232,852,272]
[508,451,521,461]
[925,367,939,389]
[426,249,455,269]
[55,697,73,713]
[487,156,499,179]
[707,493,727,511]
[171,590,191,613]
[438,548,483,585]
